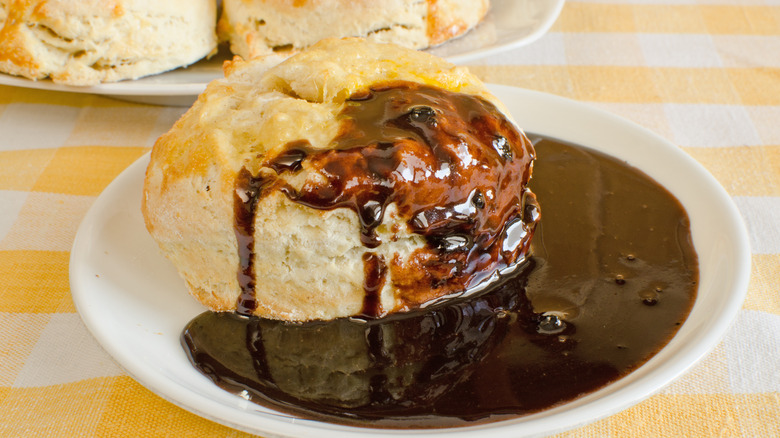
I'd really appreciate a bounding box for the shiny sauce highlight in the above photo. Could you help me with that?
[232,82,538,316]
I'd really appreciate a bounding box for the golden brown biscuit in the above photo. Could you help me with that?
[143,38,538,321]
[0,0,217,85]
[218,0,490,59]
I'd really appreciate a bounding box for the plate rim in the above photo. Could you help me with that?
[69,85,751,438]
[0,0,565,99]
[436,0,565,65]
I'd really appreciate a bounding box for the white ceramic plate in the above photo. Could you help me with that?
[0,0,564,106]
[69,85,750,438]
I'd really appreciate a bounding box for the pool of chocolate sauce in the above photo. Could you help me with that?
[182,136,698,429]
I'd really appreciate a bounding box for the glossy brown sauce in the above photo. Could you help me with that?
[233,168,273,315]
[232,82,538,316]
[184,137,699,428]
[361,252,388,318]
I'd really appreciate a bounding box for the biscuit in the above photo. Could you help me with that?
[142,38,538,321]
[218,0,490,59]
[0,0,217,85]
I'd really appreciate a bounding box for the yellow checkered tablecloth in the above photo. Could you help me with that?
[1,0,778,436]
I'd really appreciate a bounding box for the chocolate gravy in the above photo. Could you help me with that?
[231,82,538,316]
[184,137,699,428]
[233,168,272,314]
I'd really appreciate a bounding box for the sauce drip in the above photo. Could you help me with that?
[187,137,699,428]
[361,252,388,318]
[233,168,272,315]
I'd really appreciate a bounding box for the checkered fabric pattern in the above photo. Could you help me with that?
[1,0,778,436]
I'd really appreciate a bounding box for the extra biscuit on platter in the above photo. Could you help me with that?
[218,0,490,59]
[0,0,217,85]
